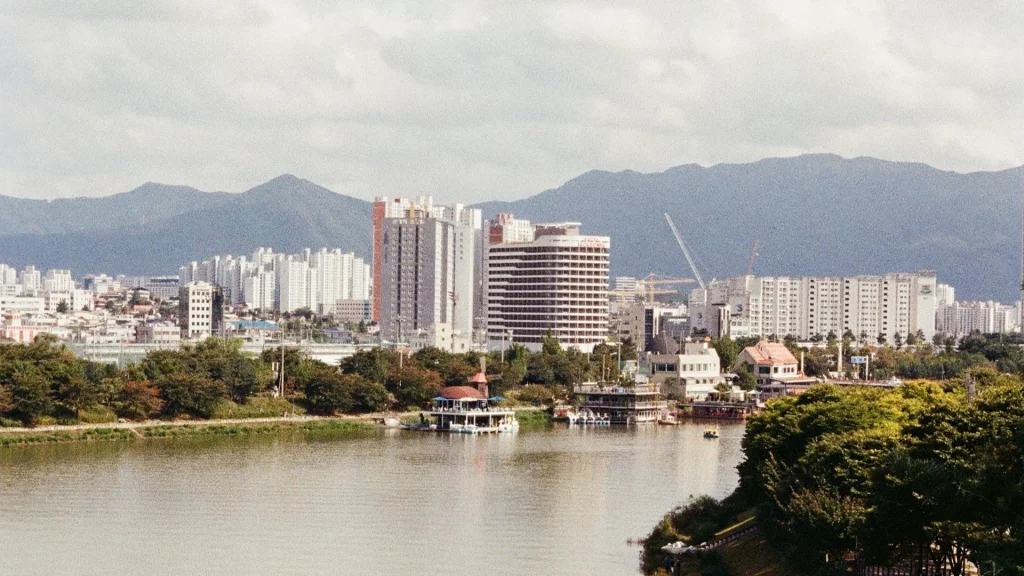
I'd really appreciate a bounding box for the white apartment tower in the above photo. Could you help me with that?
[43,269,74,292]
[690,272,937,342]
[485,215,610,353]
[179,281,215,340]
[19,266,41,294]
[276,256,309,313]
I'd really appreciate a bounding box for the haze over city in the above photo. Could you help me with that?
[2,3,1024,576]
[3,0,1023,201]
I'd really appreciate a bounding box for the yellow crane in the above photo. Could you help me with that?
[637,274,695,305]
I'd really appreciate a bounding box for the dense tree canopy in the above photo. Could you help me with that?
[737,377,1024,574]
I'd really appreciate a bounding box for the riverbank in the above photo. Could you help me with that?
[0,407,551,447]
[0,416,376,447]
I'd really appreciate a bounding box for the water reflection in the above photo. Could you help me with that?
[0,421,744,575]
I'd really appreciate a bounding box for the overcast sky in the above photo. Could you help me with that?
[2,1,1023,201]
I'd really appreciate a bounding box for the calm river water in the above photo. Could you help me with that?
[0,421,744,575]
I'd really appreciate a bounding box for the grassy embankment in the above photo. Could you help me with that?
[0,418,374,447]
[514,409,553,429]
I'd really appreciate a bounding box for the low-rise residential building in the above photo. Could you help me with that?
[333,299,372,322]
[136,322,182,344]
[647,337,724,400]
[733,340,816,398]
[0,296,45,315]
[42,289,94,313]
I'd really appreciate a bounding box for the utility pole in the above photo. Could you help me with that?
[279,339,285,398]
[396,317,404,369]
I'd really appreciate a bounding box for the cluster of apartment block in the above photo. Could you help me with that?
[178,247,370,317]
[373,197,611,353]
[687,272,940,343]
[933,283,1020,335]
[0,265,96,315]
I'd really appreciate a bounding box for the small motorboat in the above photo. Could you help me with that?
[703,428,719,439]
[658,411,679,425]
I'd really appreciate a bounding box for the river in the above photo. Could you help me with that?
[0,421,744,575]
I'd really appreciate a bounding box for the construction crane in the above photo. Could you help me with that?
[637,273,695,305]
[609,286,676,305]
[747,239,759,276]
[663,213,706,290]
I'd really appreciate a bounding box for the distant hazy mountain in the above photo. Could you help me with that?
[2,155,1021,301]
[475,154,1024,302]
[0,183,232,236]
[0,175,372,277]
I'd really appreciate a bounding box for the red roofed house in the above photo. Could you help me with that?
[732,340,817,398]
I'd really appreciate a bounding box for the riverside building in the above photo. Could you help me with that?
[484,214,610,353]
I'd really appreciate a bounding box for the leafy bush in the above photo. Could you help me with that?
[158,373,226,418]
[510,384,553,406]
[116,380,163,420]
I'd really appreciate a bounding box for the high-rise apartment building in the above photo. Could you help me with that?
[372,197,415,321]
[485,215,610,353]
[43,269,74,292]
[180,247,369,315]
[19,266,41,294]
[937,300,1019,336]
[276,255,309,313]
[378,216,457,347]
[690,272,937,342]
[374,197,481,349]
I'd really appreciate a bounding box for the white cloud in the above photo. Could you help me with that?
[1,0,1022,201]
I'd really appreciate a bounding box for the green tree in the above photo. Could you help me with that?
[512,384,553,406]
[10,371,54,425]
[349,377,392,412]
[339,348,397,383]
[304,369,355,415]
[735,363,756,391]
[116,380,163,420]
[619,337,639,362]
[158,373,226,418]
[0,384,13,415]
[385,365,442,409]
[541,331,562,356]
[712,337,741,369]
[56,300,69,314]
[55,377,100,418]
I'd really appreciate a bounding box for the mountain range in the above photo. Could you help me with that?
[1,154,1021,302]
